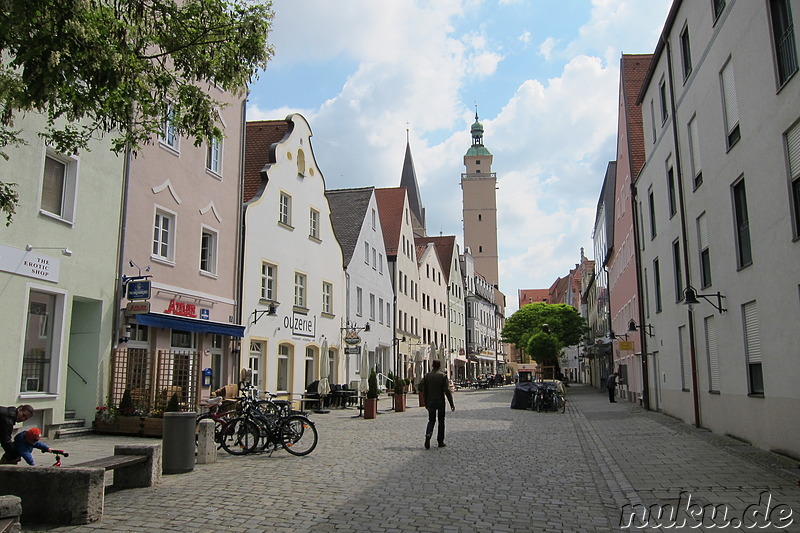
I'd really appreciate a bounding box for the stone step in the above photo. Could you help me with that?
[53,426,95,439]
[64,410,77,420]
[57,418,87,430]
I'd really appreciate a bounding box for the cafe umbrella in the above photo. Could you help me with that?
[316,339,331,413]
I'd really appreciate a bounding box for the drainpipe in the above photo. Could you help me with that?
[234,96,248,377]
[629,183,650,410]
[666,40,701,427]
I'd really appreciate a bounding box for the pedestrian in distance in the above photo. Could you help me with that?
[421,359,455,449]
[0,404,34,462]
[0,427,50,465]
[606,371,619,403]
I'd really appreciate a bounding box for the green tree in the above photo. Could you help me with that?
[0,0,274,224]
[502,303,585,364]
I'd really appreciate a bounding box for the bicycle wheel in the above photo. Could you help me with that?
[219,417,260,455]
[559,394,566,413]
[255,400,282,416]
[280,415,318,456]
[535,393,543,412]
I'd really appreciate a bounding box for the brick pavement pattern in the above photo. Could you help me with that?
[21,384,800,532]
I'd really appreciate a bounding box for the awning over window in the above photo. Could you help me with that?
[135,313,244,338]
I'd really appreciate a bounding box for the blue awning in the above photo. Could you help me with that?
[135,313,244,338]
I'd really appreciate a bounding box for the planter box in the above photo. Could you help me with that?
[393,394,406,412]
[93,415,165,437]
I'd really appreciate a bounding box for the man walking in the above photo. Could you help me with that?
[606,371,619,403]
[421,360,455,449]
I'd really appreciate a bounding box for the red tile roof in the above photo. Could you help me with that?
[244,120,291,203]
[518,289,550,308]
[621,54,652,180]
[374,187,407,257]
[415,235,456,283]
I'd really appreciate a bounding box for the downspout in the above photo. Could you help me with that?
[666,40,701,427]
[630,183,650,410]
[235,96,247,376]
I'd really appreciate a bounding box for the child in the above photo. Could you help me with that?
[4,427,50,465]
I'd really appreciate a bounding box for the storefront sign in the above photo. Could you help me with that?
[164,299,197,318]
[619,341,634,351]
[126,280,151,300]
[284,312,315,338]
[126,301,151,315]
[345,346,360,354]
[0,244,60,283]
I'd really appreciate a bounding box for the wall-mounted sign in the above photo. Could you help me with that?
[164,299,196,318]
[127,280,151,300]
[284,312,315,338]
[126,301,150,315]
[619,341,634,351]
[0,244,60,283]
[345,346,360,355]
[344,331,361,345]
[200,308,210,320]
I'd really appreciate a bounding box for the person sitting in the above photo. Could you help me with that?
[0,427,50,465]
[0,404,34,462]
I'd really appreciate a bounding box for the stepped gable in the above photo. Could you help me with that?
[326,187,374,267]
[374,187,407,257]
[244,119,291,203]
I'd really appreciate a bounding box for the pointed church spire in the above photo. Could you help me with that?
[400,131,425,231]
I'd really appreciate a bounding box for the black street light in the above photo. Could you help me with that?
[683,287,726,314]
[628,319,654,338]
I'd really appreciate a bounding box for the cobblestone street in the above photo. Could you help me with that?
[24,384,800,532]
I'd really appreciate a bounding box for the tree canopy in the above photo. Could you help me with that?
[0,0,275,224]
[502,303,586,365]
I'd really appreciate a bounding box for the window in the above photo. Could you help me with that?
[667,166,677,217]
[200,228,218,275]
[294,272,307,308]
[680,25,693,80]
[279,192,292,227]
[21,291,58,393]
[721,60,741,149]
[206,136,221,174]
[372,247,376,269]
[161,104,179,150]
[41,151,77,222]
[378,253,383,274]
[787,121,800,237]
[648,190,657,239]
[742,301,763,394]
[261,262,276,301]
[372,208,376,230]
[732,179,752,267]
[713,0,726,20]
[378,297,384,323]
[770,0,798,86]
[296,149,306,177]
[688,116,703,188]
[249,342,263,388]
[386,302,391,325]
[322,282,333,314]
[153,209,175,261]
[653,258,662,313]
[364,241,369,264]
[369,293,375,320]
[698,214,712,287]
[705,316,720,392]
[672,239,683,302]
[304,347,316,387]
[309,208,319,239]
[356,287,363,316]
[277,344,290,392]
[659,79,669,123]
[649,100,657,142]
[478,214,482,221]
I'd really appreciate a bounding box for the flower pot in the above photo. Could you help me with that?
[418,392,425,407]
[364,398,378,419]
[141,417,165,437]
[94,414,142,436]
[393,393,406,412]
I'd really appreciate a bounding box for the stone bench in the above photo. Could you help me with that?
[0,443,161,526]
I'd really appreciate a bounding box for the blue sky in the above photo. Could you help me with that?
[247,0,672,312]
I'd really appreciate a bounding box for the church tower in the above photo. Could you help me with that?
[399,131,426,237]
[461,111,498,287]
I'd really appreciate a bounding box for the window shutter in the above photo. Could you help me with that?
[721,62,739,133]
[743,302,762,363]
[787,121,800,178]
[698,213,709,249]
[689,117,702,174]
[705,316,719,391]
[679,325,691,389]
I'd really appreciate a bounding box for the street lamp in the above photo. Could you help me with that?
[251,302,279,324]
[628,319,654,337]
[683,286,726,313]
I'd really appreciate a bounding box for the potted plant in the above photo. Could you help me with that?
[393,374,406,412]
[364,369,379,419]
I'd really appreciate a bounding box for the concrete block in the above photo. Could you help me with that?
[0,466,105,525]
[0,495,22,533]
[113,443,162,489]
[196,418,217,464]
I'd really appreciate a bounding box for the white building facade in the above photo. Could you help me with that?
[635,0,800,456]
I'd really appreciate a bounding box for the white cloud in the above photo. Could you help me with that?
[538,37,557,60]
[519,31,532,46]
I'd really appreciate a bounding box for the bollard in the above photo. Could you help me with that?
[196,418,217,464]
[162,412,197,474]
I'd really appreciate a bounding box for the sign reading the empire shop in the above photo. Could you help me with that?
[284,312,316,338]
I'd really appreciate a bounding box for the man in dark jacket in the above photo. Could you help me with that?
[1,405,35,459]
[606,371,619,403]
[421,360,455,449]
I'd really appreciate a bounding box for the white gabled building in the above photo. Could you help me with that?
[326,187,394,386]
[414,239,449,379]
[242,114,345,401]
[634,0,800,456]
[461,250,497,378]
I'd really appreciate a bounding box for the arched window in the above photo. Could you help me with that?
[297,149,306,177]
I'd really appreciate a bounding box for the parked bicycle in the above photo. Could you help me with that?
[531,381,566,413]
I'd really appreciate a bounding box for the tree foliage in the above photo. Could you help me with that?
[0,0,275,222]
[502,303,586,361]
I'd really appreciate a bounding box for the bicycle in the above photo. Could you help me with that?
[239,397,318,457]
